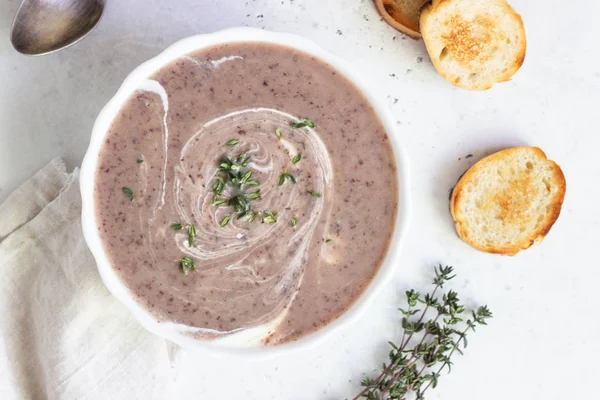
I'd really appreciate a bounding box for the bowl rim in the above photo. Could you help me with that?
[80,27,412,358]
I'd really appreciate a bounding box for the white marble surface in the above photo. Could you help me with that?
[1,0,600,399]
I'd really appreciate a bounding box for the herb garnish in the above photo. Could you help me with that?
[219,154,251,173]
[275,128,282,139]
[122,187,134,202]
[238,171,252,185]
[169,223,197,246]
[229,195,249,213]
[354,266,492,400]
[291,217,297,227]
[180,257,196,275]
[262,211,277,224]
[215,155,255,191]
[310,191,321,198]
[292,154,302,164]
[209,150,264,225]
[278,172,297,186]
[212,177,225,195]
[226,139,239,146]
[137,159,144,164]
[212,198,228,206]
[325,238,332,243]
[245,190,261,200]
[188,224,196,246]
[220,215,232,227]
[290,118,315,129]
[239,211,256,222]
[243,212,257,222]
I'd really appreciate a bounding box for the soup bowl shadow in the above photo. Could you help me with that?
[80,27,411,358]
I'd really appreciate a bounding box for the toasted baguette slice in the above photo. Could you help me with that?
[420,0,526,90]
[450,147,566,256]
[375,0,429,38]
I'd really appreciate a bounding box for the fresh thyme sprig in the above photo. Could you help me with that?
[355,266,492,400]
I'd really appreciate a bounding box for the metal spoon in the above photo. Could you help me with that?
[10,0,105,56]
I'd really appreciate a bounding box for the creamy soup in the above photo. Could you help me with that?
[95,42,398,345]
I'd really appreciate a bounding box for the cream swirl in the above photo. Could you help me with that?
[147,107,333,336]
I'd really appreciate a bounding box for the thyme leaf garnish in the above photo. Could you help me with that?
[278,172,297,186]
[220,215,232,227]
[290,118,315,129]
[170,223,183,231]
[262,211,277,224]
[188,224,196,246]
[180,257,196,275]
[122,187,134,202]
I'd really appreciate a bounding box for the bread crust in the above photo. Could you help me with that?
[420,0,527,90]
[375,0,426,39]
[450,147,566,255]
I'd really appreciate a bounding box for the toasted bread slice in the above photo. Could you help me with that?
[420,0,526,90]
[450,147,566,256]
[375,0,429,38]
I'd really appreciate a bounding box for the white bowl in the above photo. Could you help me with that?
[80,27,411,357]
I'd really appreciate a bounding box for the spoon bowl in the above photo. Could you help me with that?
[11,0,105,56]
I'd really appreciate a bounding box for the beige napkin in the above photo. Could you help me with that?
[0,159,178,400]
